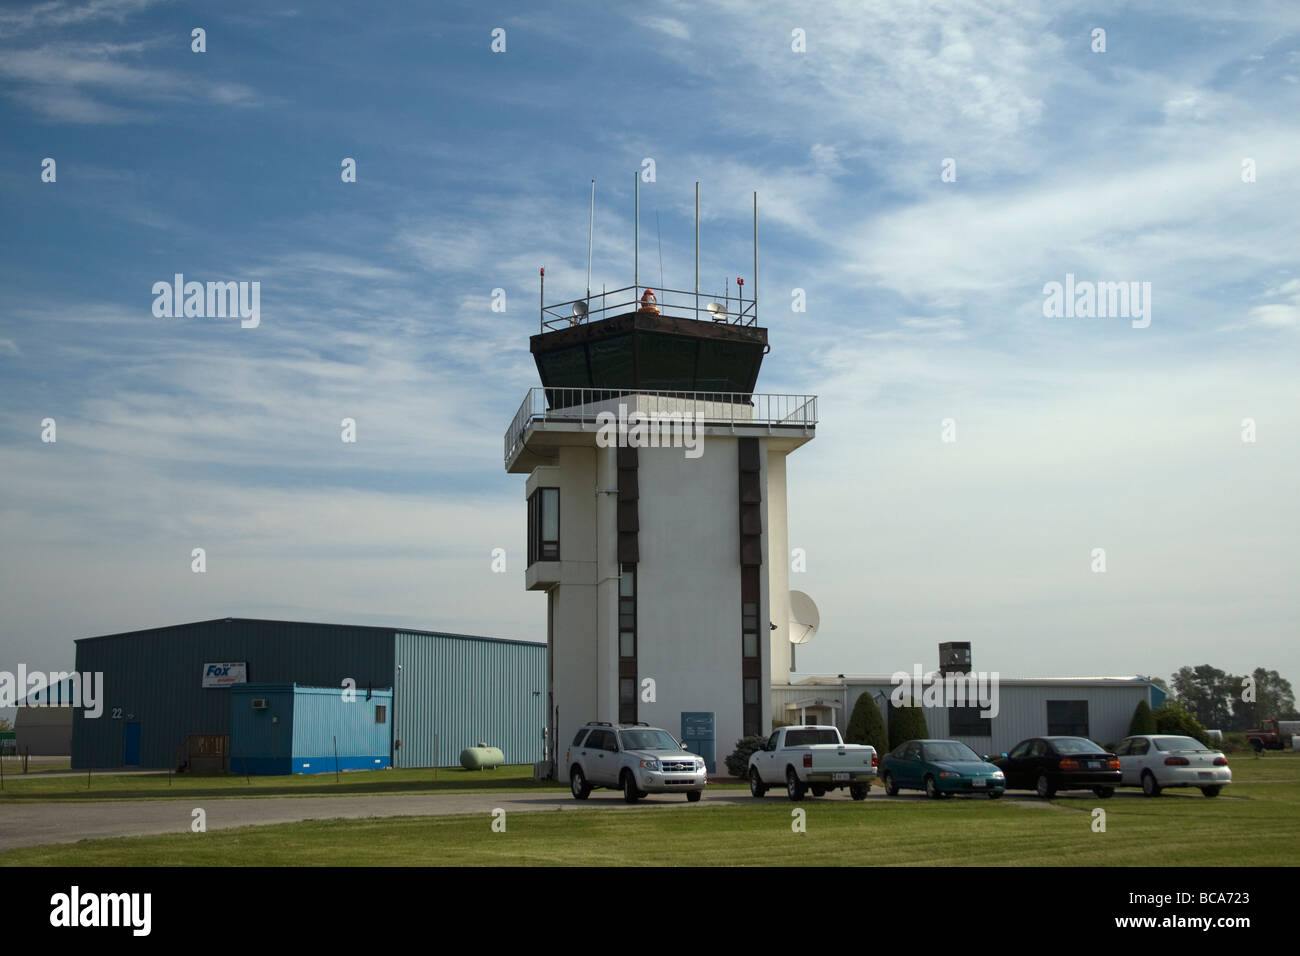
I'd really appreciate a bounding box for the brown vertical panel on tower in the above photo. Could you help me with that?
[738,438,763,735]
[617,446,639,563]
[616,446,639,721]
[738,438,762,567]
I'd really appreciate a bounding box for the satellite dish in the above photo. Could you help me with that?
[568,299,588,327]
[705,301,728,321]
[788,590,820,645]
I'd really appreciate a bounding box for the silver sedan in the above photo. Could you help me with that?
[1114,734,1231,797]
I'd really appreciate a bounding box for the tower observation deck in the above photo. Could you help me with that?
[533,282,767,398]
[505,279,816,471]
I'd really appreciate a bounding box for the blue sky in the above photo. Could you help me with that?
[1,0,1297,696]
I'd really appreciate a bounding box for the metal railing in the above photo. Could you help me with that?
[504,387,817,463]
[541,284,757,333]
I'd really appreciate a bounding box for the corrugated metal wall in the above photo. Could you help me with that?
[72,619,394,769]
[290,685,392,769]
[229,683,297,774]
[394,632,546,768]
[14,707,73,755]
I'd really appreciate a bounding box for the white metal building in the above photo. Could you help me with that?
[771,674,1161,755]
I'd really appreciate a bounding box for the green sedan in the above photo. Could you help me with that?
[879,739,1006,799]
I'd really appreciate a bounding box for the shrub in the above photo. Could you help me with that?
[1221,732,1248,754]
[725,734,769,779]
[887,701,930,751]
[1128,700,1157,736]
[846,693,888,755]
[1152,702,1210,746]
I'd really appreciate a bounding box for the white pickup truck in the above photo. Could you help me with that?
[748,725,877,801]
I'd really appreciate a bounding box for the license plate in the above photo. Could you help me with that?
[1198,771,1212,779]
[833,772,849,781]
[1086,761,1099,769]
[973,778,987,787]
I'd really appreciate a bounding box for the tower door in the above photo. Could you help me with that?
[123,721,141,766]
[681,712,715,773]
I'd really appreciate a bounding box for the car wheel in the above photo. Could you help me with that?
[883,772,899,796]
[924,775,943,800]
[749,766,767,798]
[1141,770,1162,798]
[1035,773,1056,799]
[786,768,806,802]
[570,765,591,800]
[988,790,1003,799]
[810,785,827,797]
[849,783,868,801]
[686,789,702,802]
[1201,786,1221,798]
[621,770,641,803]
[1093,787,1114,799]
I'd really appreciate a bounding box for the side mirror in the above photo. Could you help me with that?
[1000,753,1008,759]
[981,754,992,762]
[681,743,689,750]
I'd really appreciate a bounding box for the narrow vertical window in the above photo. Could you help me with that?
[527,486,560,565]
[618,565,636,659]
[619,677,637,724]
[743,678,760,737]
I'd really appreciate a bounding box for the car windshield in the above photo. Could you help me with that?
[619,730,681,751]
[924,742,980,762]
[1153,736,1209,752]
[1052,738,1104,754]
[785,729,842,746]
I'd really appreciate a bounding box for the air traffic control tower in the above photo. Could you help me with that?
[504,234,817,781]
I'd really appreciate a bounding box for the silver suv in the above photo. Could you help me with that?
[567,722,708,803]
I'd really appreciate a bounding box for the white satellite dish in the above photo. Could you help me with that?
[568,299,588,327]
[788,590,820,645]
[705,301,728,321]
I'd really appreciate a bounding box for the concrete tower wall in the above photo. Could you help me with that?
[535,430,793,779]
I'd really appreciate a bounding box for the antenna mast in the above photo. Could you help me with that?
[586,179,594,305]
[694,181,700,321]
[633,171,639,292]
[656,211,664,289]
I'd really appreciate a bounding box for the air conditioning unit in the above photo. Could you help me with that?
[251,698,268,710]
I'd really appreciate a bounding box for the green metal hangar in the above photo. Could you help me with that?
[71,618,545,773]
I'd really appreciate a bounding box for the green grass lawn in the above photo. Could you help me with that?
[4,754,1297,867]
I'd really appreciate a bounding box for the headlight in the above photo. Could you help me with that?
[639,758,661,771]
[697,760,707,771]
[993,771,1005,778]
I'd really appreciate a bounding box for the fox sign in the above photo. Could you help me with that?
[202,662,248,688]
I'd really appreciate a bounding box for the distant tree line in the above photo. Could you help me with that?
[1155,665,1296,731]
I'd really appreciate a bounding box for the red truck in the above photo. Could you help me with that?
[1246,718,1300,751]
